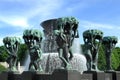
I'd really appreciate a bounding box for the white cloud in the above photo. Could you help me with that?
[80,20,120,30]
[0,38,4,46]
[0,16,29,28]
[64,0,108,13]
[9,18,29,28]
[116,38,120,47]
[0,0,64,29]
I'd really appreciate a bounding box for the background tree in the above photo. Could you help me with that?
[0,46,8,62]
[17,44,28,65]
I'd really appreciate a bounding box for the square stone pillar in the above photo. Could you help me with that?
[52,69,80,80]
[80,73,93,80]
[0,71,20,80]
[83,71,105,80]
[21,71,39,80]
[35,73,51,80]
[116,71,120,80]
[105,71,120,80]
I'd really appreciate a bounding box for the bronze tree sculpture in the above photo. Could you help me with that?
[3,37,21,71]
[83,29,103,71]
[54,17,79,69]
[23,29,43,71]
[102,36,118,71]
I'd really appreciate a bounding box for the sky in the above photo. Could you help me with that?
[0,0,120,46]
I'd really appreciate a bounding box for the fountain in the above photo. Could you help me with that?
[39,17,87,73]
[0,17,120,80]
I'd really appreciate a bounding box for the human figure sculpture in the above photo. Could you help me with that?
[23,29,43,71]
[54,17,79,69]
[3,37,21,71]
[83,29,103,71]
[102,36,118,71]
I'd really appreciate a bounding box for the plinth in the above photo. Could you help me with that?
[116,71,120,80]
[21,71,40,80]
[35,73,51,80]
[105,71,120,80]
[0,71,20,80]
[83,71,105,80]
[52,69,80,80]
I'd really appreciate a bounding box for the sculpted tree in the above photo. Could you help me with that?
[83,29,103,71]
[102,36,118,71]
[23,29,43,71]
[3,37,21,71]
[54,17,79,69]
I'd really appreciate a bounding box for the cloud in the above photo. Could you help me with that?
[0,16,29,28]
[116,38,120,47]
[64,0,108,13]
[80,20,120,30]
[0,0,64,29]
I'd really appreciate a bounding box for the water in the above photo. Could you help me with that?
[72,38,82,53]
[22,52,87,73]
[22,37,87,74]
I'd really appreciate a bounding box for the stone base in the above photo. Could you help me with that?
[0,71,20,80]
[116,71,120,80]
[80,73,92,80]
[0,70,120,80]
[105,71,120,80]
[52,69,80,80]
[83,71,105,80]
[35,73,51,80]
[21,71,40,80]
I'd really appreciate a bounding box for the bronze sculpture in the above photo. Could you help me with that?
[102,36,118,71]
[54,17,79,69]
[3,37,21,71]
[23,29,43,71]
[83,29,103,71]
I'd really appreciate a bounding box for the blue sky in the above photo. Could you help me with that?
[0,0,120,46]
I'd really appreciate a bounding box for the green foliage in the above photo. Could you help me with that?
[0,64,7,72]
[17,44,28,64]
[0,46,8,62]
[112,47,120,70]
[98,45,120,70]
[98,44,106,70]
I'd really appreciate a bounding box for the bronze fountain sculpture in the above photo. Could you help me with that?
[83,29,103,71]
[23,29,43,71]
[102,36,118,71]
[3,37,21,71]
[54,17,79,69]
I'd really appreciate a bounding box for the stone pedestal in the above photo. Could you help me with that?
[105,71,120,80]
[0,71,20,80]
[80,73,93,80]
[52,69,80,80]
[21,71,41,80]
[116,71,120,80]
[83,71,105,80]
[0,70,120,80]
[35,73,51,80]
[105,73,113,80]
